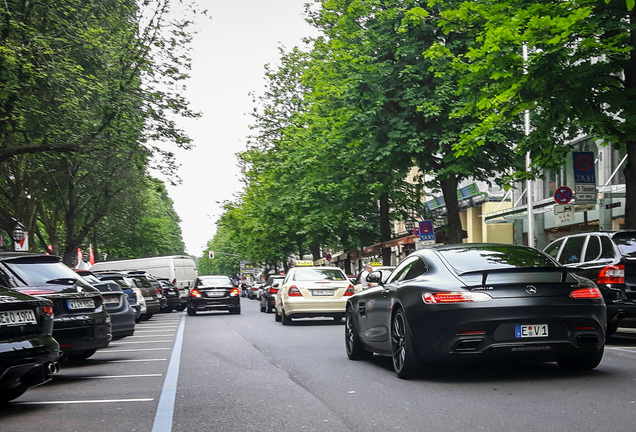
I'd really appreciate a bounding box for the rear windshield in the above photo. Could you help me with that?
[292,268,347,281]
[5,260,96,291]
[438,245,558,274]
[613,233,636,258]
[199,276,232,285]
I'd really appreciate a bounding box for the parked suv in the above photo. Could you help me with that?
[544,230,636,334]
[0,253,111,360]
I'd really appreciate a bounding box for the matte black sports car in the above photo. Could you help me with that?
[0,286,60,403]
[345,244,606,378]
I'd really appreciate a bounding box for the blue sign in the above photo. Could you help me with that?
[573,152,596,184]
[419,220,435,242]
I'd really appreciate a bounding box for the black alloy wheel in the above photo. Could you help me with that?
[345,307,373,360]
[391,308,420,379]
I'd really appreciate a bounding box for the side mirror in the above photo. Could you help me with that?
[366,271,382,284]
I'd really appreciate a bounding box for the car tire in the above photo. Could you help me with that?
[606,323,618,337]
[391,308,420,379]
[175,305,186,312]
[187,307,196,316]
[67,349,97,361]
[557,346,604,371]
[260,302,266,313]
[229,306,241,315]
[0,384,28,403]
[274,307,282,322]
[333,313,344,321]
[266,304,273,314]
[281,309,292,325]
[345,307,373,361]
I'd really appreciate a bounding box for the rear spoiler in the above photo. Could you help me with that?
[458,267,570,285]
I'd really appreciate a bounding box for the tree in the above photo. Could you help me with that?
[436,0,636,226]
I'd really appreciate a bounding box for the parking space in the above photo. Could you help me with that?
[1,312,184,432]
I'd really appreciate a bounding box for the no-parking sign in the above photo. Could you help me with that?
[418,220,435,242]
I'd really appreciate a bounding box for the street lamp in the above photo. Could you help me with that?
[11,221,27,251]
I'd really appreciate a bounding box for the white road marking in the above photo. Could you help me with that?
[17,398,154,405]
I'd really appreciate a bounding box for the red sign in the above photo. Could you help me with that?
[554,186,573,204]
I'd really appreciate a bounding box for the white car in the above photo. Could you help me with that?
[274,266,354,325]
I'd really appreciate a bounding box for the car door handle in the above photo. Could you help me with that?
[382,288,390,296]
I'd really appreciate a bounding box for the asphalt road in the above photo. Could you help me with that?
[2,299,636,432]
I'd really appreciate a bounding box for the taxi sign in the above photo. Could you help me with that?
[369,262,382,267]
[294,260,314,266]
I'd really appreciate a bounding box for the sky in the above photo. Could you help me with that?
[164,1,317,257]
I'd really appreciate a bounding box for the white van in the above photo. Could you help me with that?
[90,255,198,308]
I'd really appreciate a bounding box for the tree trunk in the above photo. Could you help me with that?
[441,176,464,244]
[624,141,636,228]
[379,192,392,265]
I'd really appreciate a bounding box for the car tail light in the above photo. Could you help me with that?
[288,286,302,297]
[268,287,278,294]
[343,284,355,296]
[597,265,624,284]
[230,288,240,297]
[570,287,602,299]
[422,292,492,304]
[19,289,56,296]
[41,306,54,317]
[190,288,202,297]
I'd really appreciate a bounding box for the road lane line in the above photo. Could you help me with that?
[151,312,185,432]
[88,374,163,379]
[103,348,171,352]
[17,398,154,405]
[110,340,175,344]
[109,359,168,363]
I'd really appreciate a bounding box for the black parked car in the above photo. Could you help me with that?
[544,230,636,335]
[259,275,285,313]
[0,285,60,403]
[75,270,136,339]
[0,253,111,361]
[126,271,165,317]
[155,278,181,312]
[345,244,606,378]
[188,275,240,315]
[93,271,161,320]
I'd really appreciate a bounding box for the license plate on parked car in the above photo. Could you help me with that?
[207,291,224,297]
[0,309,37,326]
[312,290,334,296]
[515,324,548,338]
[103,296,120,305]
[66,298,95,310]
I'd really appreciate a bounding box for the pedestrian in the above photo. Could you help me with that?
[359,264,373,290]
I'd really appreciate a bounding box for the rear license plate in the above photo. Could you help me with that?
[312,290,334,296]
[207,291,224,297]
[67,298,96,310]
[0,309,37,326]
[515,324,548,338]
[103,296,120,305]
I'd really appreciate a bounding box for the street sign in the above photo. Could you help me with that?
[553,186,573,204]
[573,151,596,205]
[418,220,435,242]
[554,205,573,214]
